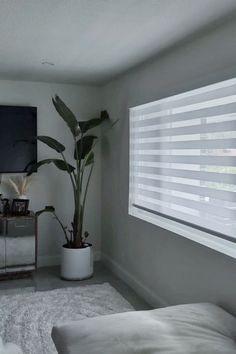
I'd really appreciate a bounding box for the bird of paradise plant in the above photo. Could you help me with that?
[28,95,110,249]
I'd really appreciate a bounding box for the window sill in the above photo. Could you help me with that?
[129,205,236,259]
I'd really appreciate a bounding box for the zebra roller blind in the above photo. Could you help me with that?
[129,78,236,242]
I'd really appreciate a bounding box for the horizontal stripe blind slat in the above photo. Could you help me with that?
[134,120,236,139]
[133,202,236,241]
[131,138,236,150]
[133,166,236,184]
[132,176,236,202]
[133,199,236,230]
[135,189,236,218]
[132,80,236,117]
[132,154,236,166]
[133,102,236,127]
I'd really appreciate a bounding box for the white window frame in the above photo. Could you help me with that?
[129,78,236,259]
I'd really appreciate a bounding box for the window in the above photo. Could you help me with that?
[129,78,236,258]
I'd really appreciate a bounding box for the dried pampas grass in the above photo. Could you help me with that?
[7,175,33,197]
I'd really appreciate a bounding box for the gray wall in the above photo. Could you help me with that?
[101,16,236,315]
[0,80,102,266]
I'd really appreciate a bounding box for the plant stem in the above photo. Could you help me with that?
[81,162,94,234]
[80,152,89,192]
[61,150,80,246]
[74,136,80,179]
[61,152,76,190]
[53,212,69,244]
[74,135,83,247]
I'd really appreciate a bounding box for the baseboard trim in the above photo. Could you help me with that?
[38,251,101,268]
[94,251,101,262]
[101,253,168,308]
[37,255,61,267]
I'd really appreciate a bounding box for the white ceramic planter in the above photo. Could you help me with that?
[61,244,93,280]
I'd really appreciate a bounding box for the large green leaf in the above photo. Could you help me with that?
[79,110,109,133]
[36,206,55,217]
[36,136,65,153]
[53,159,75,172]
[85,151,94,166]
[27,159,75,175]
[52,95,78,136]
[74,135,97,160]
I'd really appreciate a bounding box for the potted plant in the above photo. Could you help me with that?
[28,95,111,280]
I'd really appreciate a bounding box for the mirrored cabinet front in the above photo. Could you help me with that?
[0,213,37,278]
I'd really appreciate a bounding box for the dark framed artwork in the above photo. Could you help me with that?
[11,199,29,216]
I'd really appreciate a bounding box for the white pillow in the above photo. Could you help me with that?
[52,303,236,354]
[0,338,23,354]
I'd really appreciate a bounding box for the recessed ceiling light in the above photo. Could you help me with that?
[41,61,55,66]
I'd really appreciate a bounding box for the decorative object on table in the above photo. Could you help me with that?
[1,198,10,216]
[6,175,33,199]
[11,199,29,216]
[27,95,115,280]
[0,283,133,354]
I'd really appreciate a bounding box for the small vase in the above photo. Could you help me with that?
[18,195,27,200]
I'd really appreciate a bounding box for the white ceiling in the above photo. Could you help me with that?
[0,0,236,85]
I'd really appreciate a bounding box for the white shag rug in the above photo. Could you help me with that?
[0,283,133,354]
